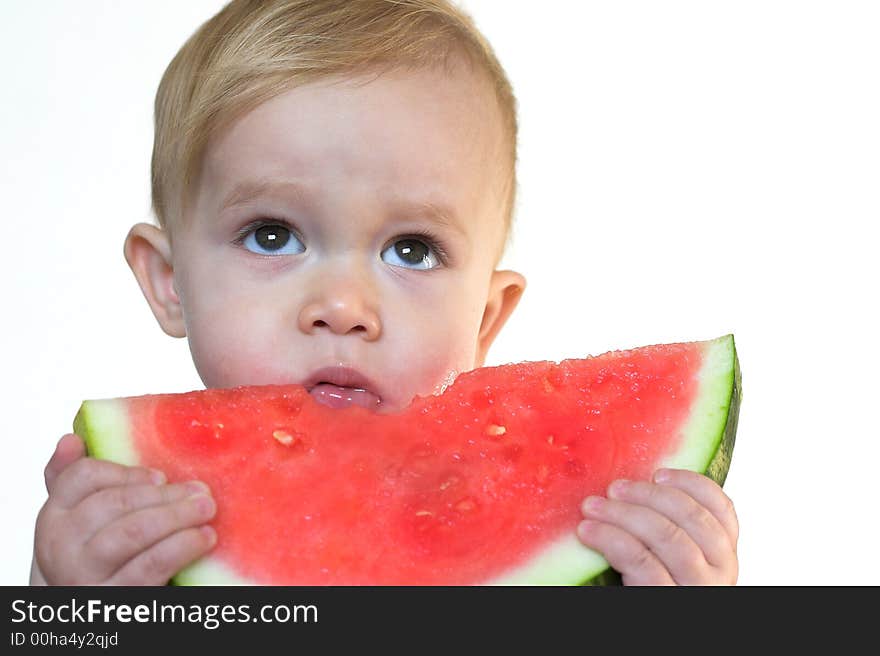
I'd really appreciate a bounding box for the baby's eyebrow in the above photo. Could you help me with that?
[219,178,307,212]
[219,177,465,236]
[407,200,464,236]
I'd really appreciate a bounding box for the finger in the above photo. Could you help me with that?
[74,481,212,542]
[106,526,217,586]
[85,493,216,578]
[582,490,710,585]
[604,479,733,570]
[577,519,675,586]
[654,469,739,548]
[44,434,86,494]
[50,458,165,509]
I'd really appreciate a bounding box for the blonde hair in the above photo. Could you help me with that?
[151,0,518,259]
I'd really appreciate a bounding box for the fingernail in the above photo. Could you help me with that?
[192,494,215,517]
[582,496,604,514]
[577,520,596,540]
[200,525,217,547]
[150,469,167,485]
[608,479,629,498]
[654,469,671,484]
[186,480,210,495]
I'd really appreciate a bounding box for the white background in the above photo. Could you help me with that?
[1,1,877,585]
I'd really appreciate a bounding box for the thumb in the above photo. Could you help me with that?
[44,433,86,494]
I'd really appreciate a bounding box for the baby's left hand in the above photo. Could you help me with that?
[577,469,738,585]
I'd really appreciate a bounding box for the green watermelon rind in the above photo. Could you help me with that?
[76,335,740,586]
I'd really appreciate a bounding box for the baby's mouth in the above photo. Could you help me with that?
[302,366,384,411]
[308,383,382,411]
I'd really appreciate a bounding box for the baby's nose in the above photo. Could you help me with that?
[298,294,381,341]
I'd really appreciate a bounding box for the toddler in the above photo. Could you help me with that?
[31,0,737,585]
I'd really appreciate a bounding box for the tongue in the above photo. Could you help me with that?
[309,383,381,410]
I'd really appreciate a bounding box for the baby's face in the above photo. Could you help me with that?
[132,62,524,413]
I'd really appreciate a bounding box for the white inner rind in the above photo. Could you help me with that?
[79,335,735,586]
[76,400,139,466]
[490,533,610,585]
[659,336,734,472]
[174,558,253,586]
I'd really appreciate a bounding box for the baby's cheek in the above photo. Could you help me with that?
[399,333,478,399]
[186,312,282,388]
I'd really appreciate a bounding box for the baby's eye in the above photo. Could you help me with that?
[240,223,305,256]
[381,237,441,270]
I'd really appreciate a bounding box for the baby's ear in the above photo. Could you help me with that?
[475,270,527,367]
[123,223,186,338]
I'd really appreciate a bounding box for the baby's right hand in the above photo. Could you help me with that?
[32,434,217,585]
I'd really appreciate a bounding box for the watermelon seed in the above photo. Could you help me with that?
[547,435,554,445]
[273,430,297,446]
[454,497,476,513]
[485,424,506,437]
[415,510,433,517]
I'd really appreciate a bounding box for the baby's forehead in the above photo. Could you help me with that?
[193,65,509,230]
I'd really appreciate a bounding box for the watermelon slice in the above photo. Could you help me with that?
[74,335,740,585]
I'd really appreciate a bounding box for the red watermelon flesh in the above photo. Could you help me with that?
[74,335,740,585]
